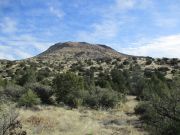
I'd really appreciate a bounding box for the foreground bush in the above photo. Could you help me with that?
[84,87,121,109]
[0,103,26,135]
[18,89,41,107]
[137,77,180,135]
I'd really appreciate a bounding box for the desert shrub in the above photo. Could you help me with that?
[6,69,14,77]
[171,69,177,74]
[18,89,41,107]
[170,58,178,66]
[53,72,84,108]
[95,72,112,89]
[25,83,54,104]
[5,61,14,68]
[112,60,118,65]
[84,87,121,109]
[85,59,93,66]
[0,77,7,87]
[83,70,95,90]
[90,66,99,72]
[135,102,149,115]
[36,68,51,82]
[118,64,124,69]
[158,67,170,72]
[155,58,163,65]
[130,77,145,96]
[17,69,36,86]
[138,77,180,135]
[123,60,129,65]
[162,57,169,63]
[3,84,25,101]
[129,63,141,71]
[0,104,26,135]
[19,62,26,67]
[145,59,152,65]
[111,69,128,93]
[144,68,154,78]
[132,57,137,61]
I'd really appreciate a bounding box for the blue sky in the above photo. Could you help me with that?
[0,0,180,60]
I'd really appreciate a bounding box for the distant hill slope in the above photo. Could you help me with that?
[37,42,130,60]
[0,41,179,82]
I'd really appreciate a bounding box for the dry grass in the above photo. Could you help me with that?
[18,96,148,135]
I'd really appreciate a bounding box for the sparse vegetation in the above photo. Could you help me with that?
[0,42,179,134]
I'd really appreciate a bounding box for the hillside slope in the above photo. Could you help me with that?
[37,42,130,60]
[0,42,179,81]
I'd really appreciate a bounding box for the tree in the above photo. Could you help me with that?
[17,69,36,86]
[137,76,180,135]
[53,72,84,108]
[111,69,127,93]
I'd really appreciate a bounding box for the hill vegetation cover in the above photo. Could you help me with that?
[0,42,180,135]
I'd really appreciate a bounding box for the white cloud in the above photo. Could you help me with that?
[0,35,53,60]
[48,0,65,19]
[14,50,32,59]
[77,20,120,42]
[116,0,135,10]
[121,35,180,58]
[114,0,152,12]
[0,17,17,33]
[49,6,65,19]
[76,0,151,42]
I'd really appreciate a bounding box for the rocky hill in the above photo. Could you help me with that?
[36,42,130,60]
[0,42,179,82]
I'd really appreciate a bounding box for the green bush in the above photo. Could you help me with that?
[36,68,51,82]
[53,72,84,108]
[18,89,41,107]
[135,102,149,115]
[95,72,111,89]
[158,67,170,72]
[84,87,121,109]
[145,59,152,65]
[123,60,129,65]
[17,69,36,86]
[170,58,178,66]
[111,69,128,93]
[3,84,25,101]
[138,77,180,135]
[0,77,6,87]
[25,83,54,104]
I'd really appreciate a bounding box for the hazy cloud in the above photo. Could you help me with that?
[121,35,180,58]
[49,6,65,19]
[76,0,152,42]
[0,35,53,60]
[0,17,17,33]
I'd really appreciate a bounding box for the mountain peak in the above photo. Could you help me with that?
[37,42,129,60]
